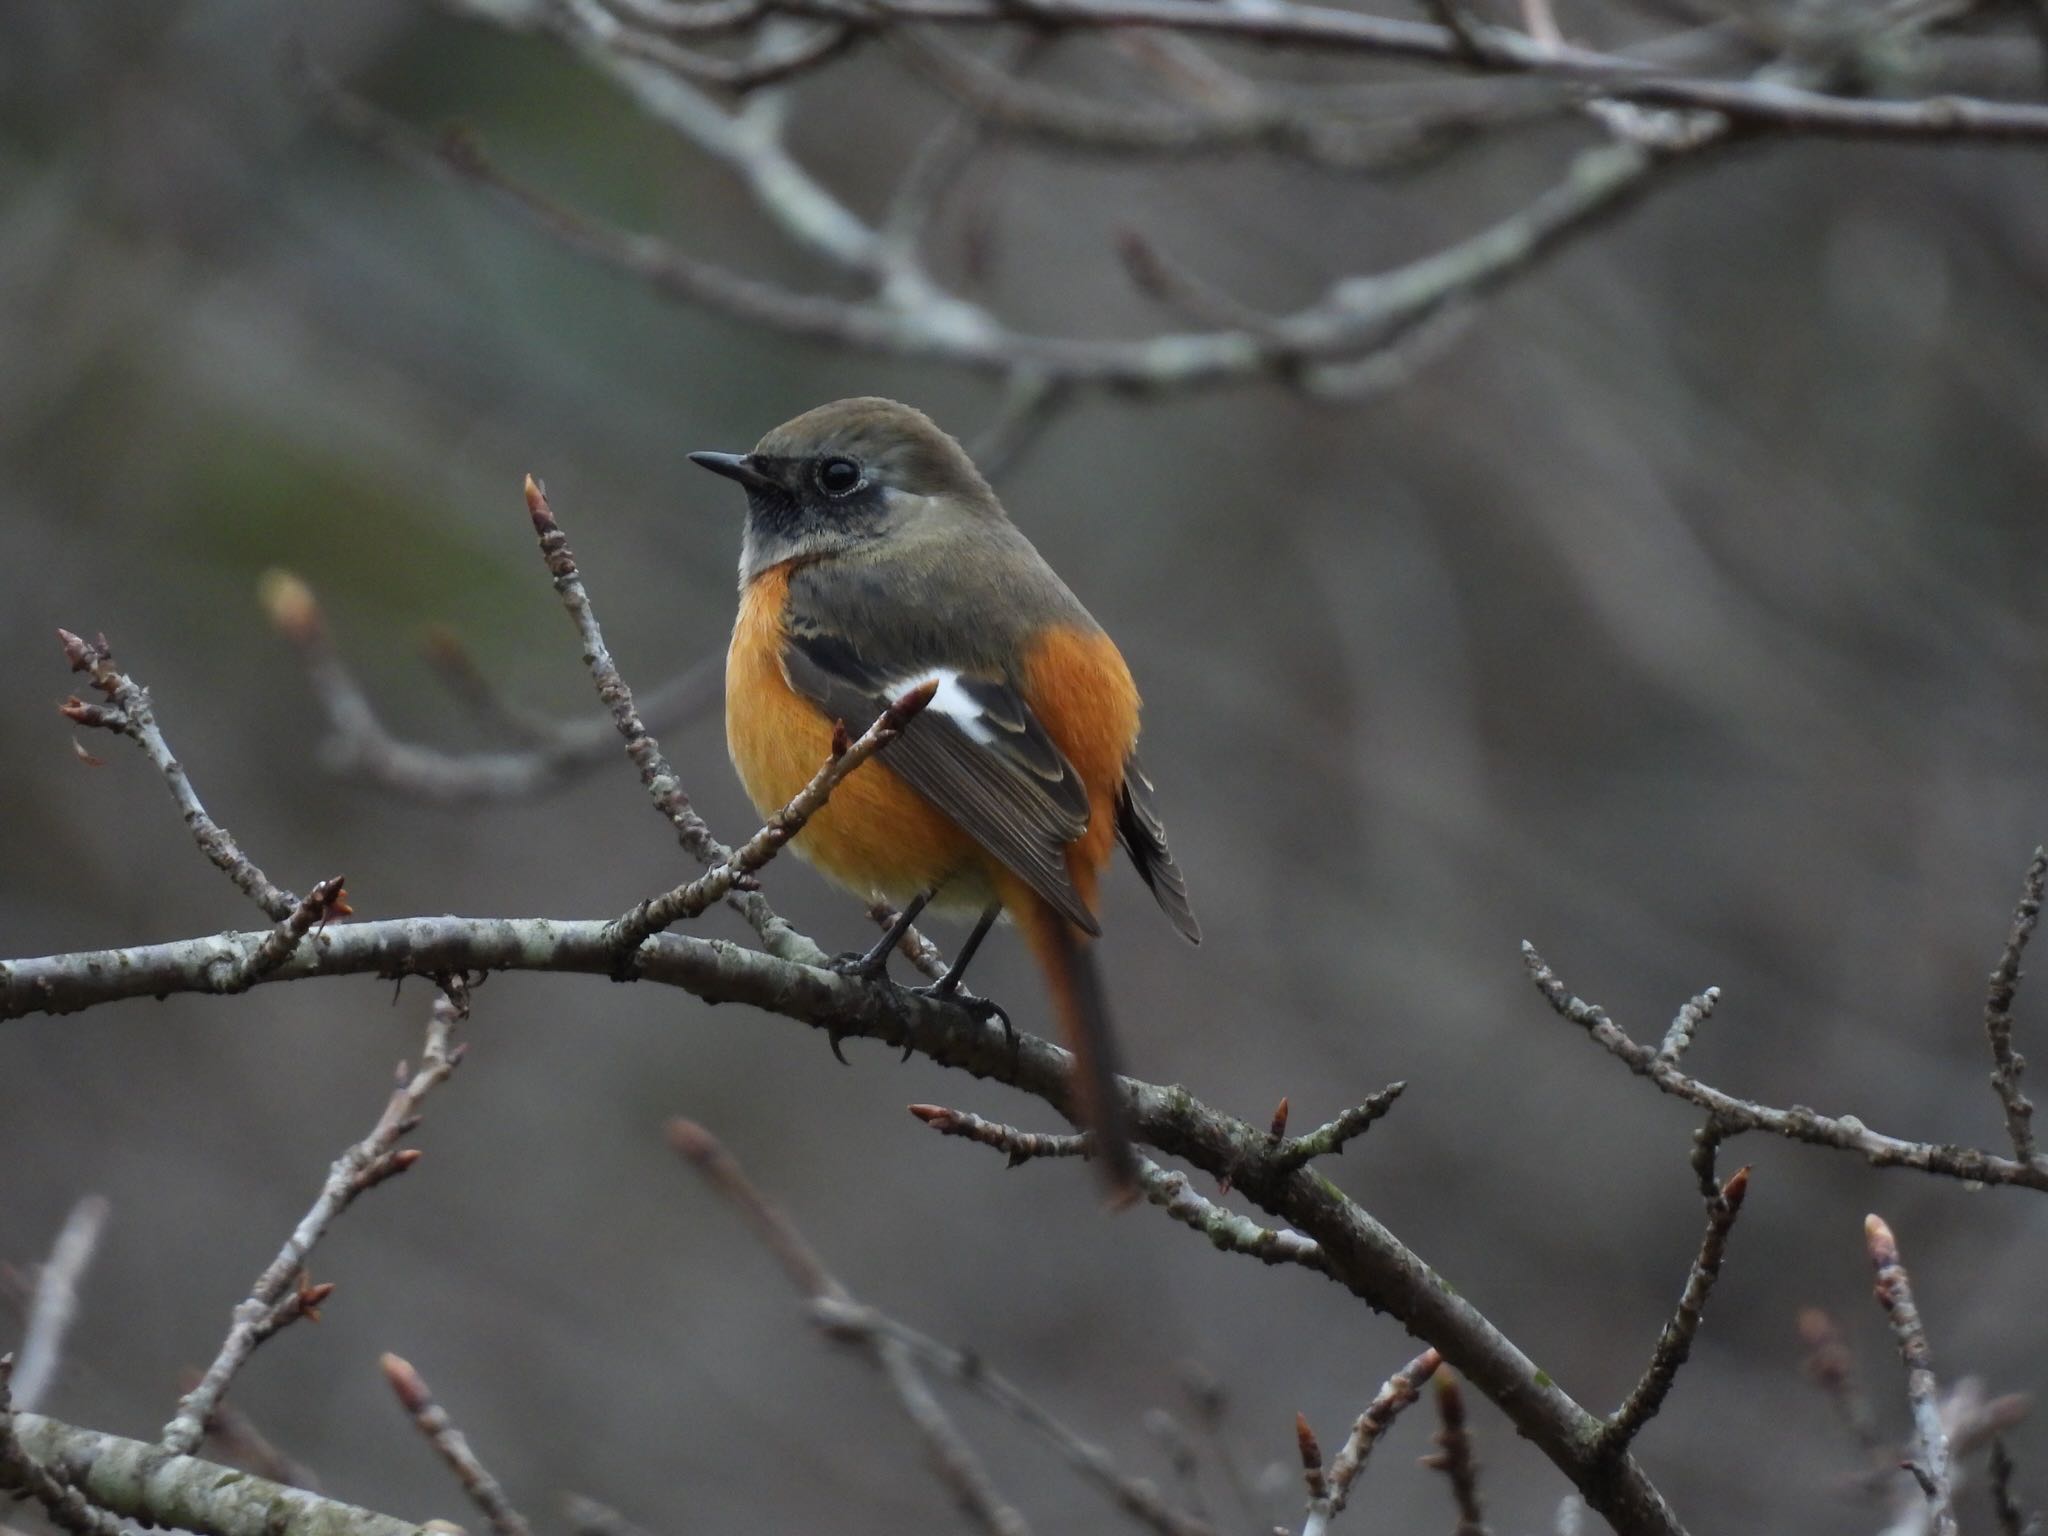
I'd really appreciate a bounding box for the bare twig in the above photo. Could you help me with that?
[160,991,466,1452]
[907,1106,1329,1271]
[523,476,817,963]
[604,680,936,960]
[1523,942,2048,1192]
[1423,1371,1489,1535]
[1991,1437,2033,1536]
[1799,1307,1885,1456]
[11,1196,110,1413]
[1602,1167,1751,1451]
[669,1119,1032,1536]
[260,571,721,805]
[1656,987,1720,1065]
[380,1354,533,1536]
[1866,1215,1957,1536]
[908,1103,1094,1165]
[225,877,354,992]
[314,70,1700,393]
[1303,1348,1441,1534]
[57,631,296,921]
[1271,1084,1406,1172]
[1985,847,2045,1162]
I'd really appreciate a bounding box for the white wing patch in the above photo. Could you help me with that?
[893,668,996,744]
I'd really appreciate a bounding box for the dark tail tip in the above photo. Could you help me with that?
[1041,919,1140,1202]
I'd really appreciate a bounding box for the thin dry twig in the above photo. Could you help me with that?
[1302,1348,1442,1534]
[605,679,937,960]
[260,571,721,805]
[160,991,466,1453]
[11,1196,110,1414]
[1799,1307,1885,1457]
[1991,1437,2034,1536]
[906,1105,1330,1272]
[1522,941,2048,1192]
[380,1354,533,1536]
[1423,1371,1489,1536]
[1270,1084,1406,1172]
[1866,1215,1957,1536]
[1602,1166,1751,1451]
[57,631,296,921]
[1985,847,2046,1162]
[523,475,818,963]
[669,1119,1033,1536]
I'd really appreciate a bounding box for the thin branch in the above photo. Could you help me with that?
[1422,1371,1489,1536]
[11,1196,110,1413]
[604,680,936,960]
[2,912,1686,1534]
[1991,1437,2033,1536]
[225,877,353,992]
[2,1408,423,1536]
[160,990,466,1453]
[1522,941,2048,1192]
[1602,1166,1751,1451]
[1985,847,2045,1162]
[1866,1215,1957,1536]
[762,0,2048,142]
[1302,1348,1441,1535]
[379,1354,533,1536]
[668,1120,1032,1536]
[57,631,296,922]
[523,475,817,963]
[1798,1307,1885,1457]
[907,1105,1329,1271]
[312,67,1701,392]
[1270,1084,1406,1172]
[260,571,721,805]
[1656,987,1719,1065]
[187,1388,323,1491]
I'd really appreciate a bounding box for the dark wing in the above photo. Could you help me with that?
[781,628,1102,934]
[1116,750,1200,943]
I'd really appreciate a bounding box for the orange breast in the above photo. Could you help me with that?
[725,565,1142,922]
[727,565,985,908]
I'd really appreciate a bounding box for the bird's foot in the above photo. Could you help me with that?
[905,982,1015,1065]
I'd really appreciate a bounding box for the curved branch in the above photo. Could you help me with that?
[0,916,1682,1536]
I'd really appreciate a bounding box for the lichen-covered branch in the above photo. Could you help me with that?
[1,1409,424,1536]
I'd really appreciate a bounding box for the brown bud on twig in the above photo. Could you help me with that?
[1269,1097,1290,1141]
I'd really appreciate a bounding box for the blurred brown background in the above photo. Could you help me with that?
[6,2,2048,1532]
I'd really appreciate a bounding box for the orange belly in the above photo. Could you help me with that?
[725,564,1141,919]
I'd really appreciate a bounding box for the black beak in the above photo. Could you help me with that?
[689,451,778,494]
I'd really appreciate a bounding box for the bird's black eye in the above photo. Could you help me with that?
[816,456,864,499]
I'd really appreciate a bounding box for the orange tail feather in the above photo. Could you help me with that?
[1015,896,1139,1203]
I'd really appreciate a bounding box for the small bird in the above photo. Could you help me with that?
[692,398,1199,1194]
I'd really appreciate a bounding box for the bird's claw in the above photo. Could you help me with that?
[905,984,1015,1064]
[828,948,890,983]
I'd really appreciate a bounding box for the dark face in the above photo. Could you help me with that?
[690,398,998,582]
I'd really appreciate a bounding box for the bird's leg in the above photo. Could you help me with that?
[826,893,932,1061]
[907,903,1013,1062]
[831,891,932,981]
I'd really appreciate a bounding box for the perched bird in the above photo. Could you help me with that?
[692,398,1199,1194]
